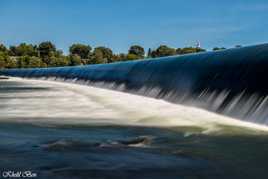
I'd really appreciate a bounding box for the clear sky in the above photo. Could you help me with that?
[0,0,267,53]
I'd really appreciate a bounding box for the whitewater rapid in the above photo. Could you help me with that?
[1,77,268,134]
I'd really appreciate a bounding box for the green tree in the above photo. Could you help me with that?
[69,44,92,59]
[10,43,37,56]
[9,46,17,56]
[177,47,206,54]
[69,54,82,66]
[38,41,56,62]
[126,54,139,60]
[17,56,47,68]
[119,53,127,61]
[17,56,31,68]
[0,52,16,68]
[128,45,145,58]
[196,47,206,53]
[176,48,181,54]
[55,50,63,57]
[0,44,8,53]
[91,47,113,64]
[6,57,18,68]
[213,47,226,51]
[0,52,8,68]
[0,57,5,68]
[49,56,70,67]
[28,56,46,68]
[112,53,128,62]
[151,45,176,57]
[91,48,106,64]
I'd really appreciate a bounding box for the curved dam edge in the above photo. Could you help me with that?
[1,43,268,125]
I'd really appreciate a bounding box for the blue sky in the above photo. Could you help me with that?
[0,0,267,53]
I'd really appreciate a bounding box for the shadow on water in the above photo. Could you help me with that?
[0,87,52,93]
[0,122,267,179]
[0,81,52,93]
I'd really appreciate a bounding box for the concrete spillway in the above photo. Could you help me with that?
[1,44,268,125]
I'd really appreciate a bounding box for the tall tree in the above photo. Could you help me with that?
[128,45,145,58]
[38,41,56,64]
[38,41,56,58]
[91,47,113,64]
[0,44,8,53]
[9,46,17,56]
[69,44,92,59]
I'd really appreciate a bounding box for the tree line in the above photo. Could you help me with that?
[0,41,233,69]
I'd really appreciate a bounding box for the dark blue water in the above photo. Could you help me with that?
[2,122,268,179]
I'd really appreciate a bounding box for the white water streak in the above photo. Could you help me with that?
[1,78,268,133]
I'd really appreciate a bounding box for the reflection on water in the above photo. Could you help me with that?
[0,78,268,179]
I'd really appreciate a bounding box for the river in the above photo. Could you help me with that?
[0,78,268,179]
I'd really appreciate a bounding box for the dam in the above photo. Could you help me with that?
[1,43,268,125]
[1,44,268,179]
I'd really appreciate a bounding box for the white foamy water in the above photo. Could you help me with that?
[1,77,268,133]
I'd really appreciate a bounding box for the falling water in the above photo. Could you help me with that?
[1,78,267,133]
[2,44,268,125]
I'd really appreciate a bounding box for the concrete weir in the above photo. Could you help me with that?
[1,43,268,125]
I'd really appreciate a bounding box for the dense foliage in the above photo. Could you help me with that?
[0,41,235,69]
